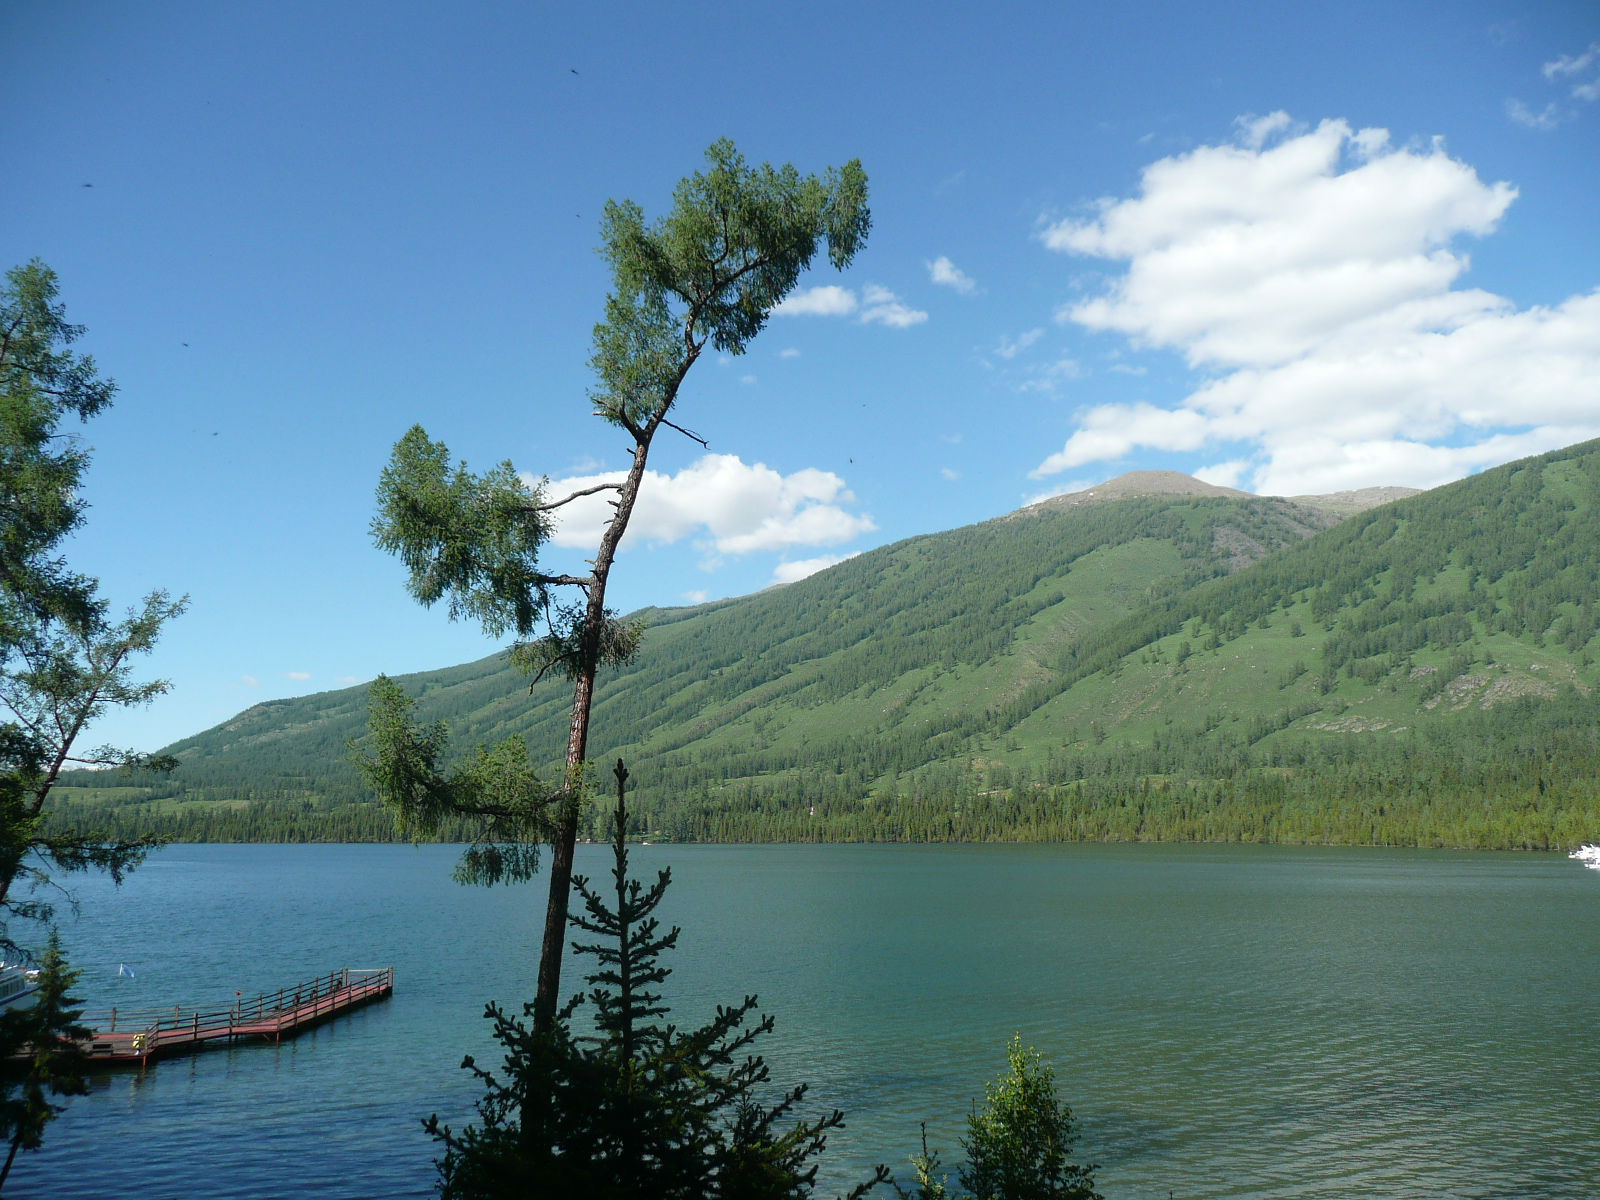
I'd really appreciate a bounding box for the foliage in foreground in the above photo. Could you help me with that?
[426,761,888,1198]
[890,1040,1100,1200]
[352,673,557,887]
[0,260,181,1178]
[0,260,183,949]
[370,140,870,1029]
[0,933,89,1190]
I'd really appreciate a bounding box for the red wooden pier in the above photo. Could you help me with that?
[81,966,394,1068]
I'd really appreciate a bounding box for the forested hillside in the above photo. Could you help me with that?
[48,442,1600,849]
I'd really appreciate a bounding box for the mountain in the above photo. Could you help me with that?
[50,444,1600,849]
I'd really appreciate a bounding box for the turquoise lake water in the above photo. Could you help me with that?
[14,842,1600,1198]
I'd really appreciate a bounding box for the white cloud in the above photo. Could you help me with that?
[776,284,926,329]
[859,285,928,328]
[1195,459,1249,489]
[1044,118,1517,368]
[995,328,1044,359]
[1034,116,1600,493]
[1032,403,1207,476]
[772,552,859,584]
[335,675,362,685]
[541,454,876,557]
[1235,110,1295,149]
[1023,477,1100,506]
[928,256,977,293]
[1543,42,1599,82]
[778,347,800,358]
[940,467,962,481]
[740,374,757,385]
[683,589,709,604]
[775,285,858,317]
[242,675,260,688]
[1506,42,1600,130]
[1507,98,1561,130]
[287,671,312,681]
[1015,356,1084,395]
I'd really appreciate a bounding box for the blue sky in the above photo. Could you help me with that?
[6,1,1598,753]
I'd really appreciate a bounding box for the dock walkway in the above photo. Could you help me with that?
[81,966,393,1067]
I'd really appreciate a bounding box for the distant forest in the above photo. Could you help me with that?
[45,439,1600,852]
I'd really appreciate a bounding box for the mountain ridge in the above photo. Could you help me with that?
[48,443,1600,849]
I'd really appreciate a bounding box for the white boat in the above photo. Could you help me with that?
[1569,844,1600,870]
[0,963,40,1009]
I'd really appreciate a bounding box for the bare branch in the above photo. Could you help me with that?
[662,418,709,448]
[534,573,595,590]
[539,482,622,512]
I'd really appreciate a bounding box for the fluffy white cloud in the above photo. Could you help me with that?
[940,466,962,481]
[775,284,927,328]
[778,347,801,358]
[860,285,928,328]
[1036,116,1600,493]
[775,285,858,317]
[1195,459,1249,489]
[541,454,876,557]
[928,256,977,293]
[683,589,709,604]
[287,671,312,681]
[1046,117,1517,368]
[1032,402,1208,476]
[242,675,260,688]
[771,552,859,584]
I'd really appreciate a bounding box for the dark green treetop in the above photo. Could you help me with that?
[0,261,185,945]
[0,260,114,633]
[424,760,889,1199]
[0,931,90,1190]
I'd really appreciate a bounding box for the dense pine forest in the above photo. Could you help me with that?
[46,440,1600,851]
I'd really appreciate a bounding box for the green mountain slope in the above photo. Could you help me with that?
[51,442,1600,848]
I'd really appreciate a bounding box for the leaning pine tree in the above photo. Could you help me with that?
[426,760,889,1200]
[367,141,870,1031]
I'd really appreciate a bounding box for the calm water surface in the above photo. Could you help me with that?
[16,843,1600,1199]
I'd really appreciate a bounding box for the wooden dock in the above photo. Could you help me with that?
[80,966,394,1068]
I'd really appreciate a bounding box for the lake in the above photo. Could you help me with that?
[14,843,1600,1198]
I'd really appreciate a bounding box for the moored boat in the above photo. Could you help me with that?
[0,963,40,1009]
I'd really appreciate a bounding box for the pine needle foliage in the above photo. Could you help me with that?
[957,1038,1100,1200]
[0,932,90,1190]
[0,260,183,948]
[352,674,557,886]
[425,760,889,1199]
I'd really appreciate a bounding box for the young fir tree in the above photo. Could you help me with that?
[0,931,90,1190]
[956,1037,1100,1200]
[425,760,889,1199]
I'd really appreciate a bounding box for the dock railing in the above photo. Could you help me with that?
[80,966,394,1063]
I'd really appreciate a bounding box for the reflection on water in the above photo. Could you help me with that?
[15,842,1600,1199]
